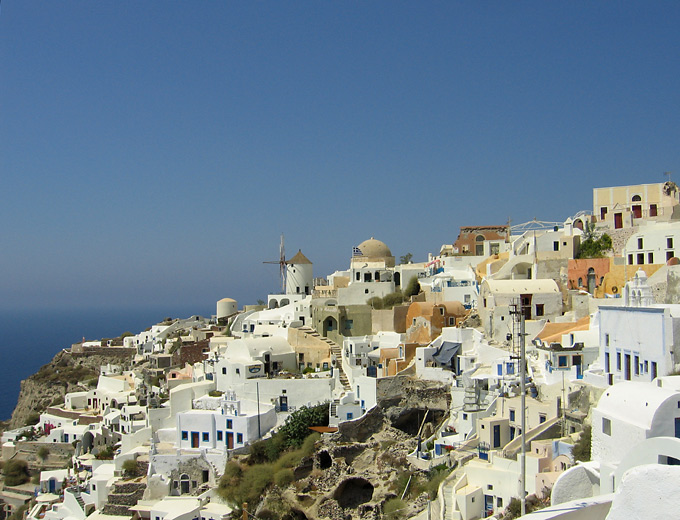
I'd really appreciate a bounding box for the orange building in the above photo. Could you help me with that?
[453,225,509,256]
[405,301,468,344]
[567,258,611,293]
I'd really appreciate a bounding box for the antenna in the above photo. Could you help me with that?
[263,234,287,293]
[665,171,672,183]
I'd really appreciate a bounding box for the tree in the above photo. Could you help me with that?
[399,253,413,264]
[577,223,612,259]
[278,403,329,448]
[403,276,421,298]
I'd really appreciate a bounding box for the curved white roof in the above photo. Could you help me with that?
[227,337,293,361]
[596,381,679,429]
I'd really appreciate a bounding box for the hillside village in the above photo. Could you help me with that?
[4,180,680,520]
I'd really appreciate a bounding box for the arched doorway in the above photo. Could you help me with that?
[587,267,596,294]
[322,317,338,337]
[180,474,190,494]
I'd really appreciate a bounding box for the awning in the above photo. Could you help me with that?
[433,341,461,364]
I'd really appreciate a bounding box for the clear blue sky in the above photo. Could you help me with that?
[1,2,679,312]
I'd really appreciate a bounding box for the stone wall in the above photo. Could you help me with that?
[606,227,638,255]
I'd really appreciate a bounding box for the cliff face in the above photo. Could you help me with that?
[5,348,135,430]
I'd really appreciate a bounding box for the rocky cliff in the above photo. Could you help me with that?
[4,348,135,431]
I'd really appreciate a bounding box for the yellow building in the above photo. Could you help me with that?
[593,181,679,229]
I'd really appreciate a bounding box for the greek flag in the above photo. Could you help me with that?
[352,246,363,256]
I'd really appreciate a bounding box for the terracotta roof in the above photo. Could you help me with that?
[309,426,338,433]
[535,317,590,344]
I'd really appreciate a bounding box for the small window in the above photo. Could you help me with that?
[222,367,226,375]
[237,433,243,443]
[616,352,621,371]
[535,304,544,317]
[487,484,493,490]
[345,320,353,330]
[226,419,232,429]
[603,417,611,435]
[558,355,568,367]
[638,237,644,249]
[605,334,610,346]
[510,409,515,421]
[637,253,644,264]
[668,237,674,249]
[648,252,654,264]
[217,431,223,441]
[539,414,546,424]
[202,432,209,442]
[463,413,468,420]
[635,355,640,376]
[553,241,559,251]
[668,251,675,261]
[182,431,188,440]
[449,317,455,326]
[601,207,608,220]
[650,204,658,217]
[235,368,240,375]
[439,307,445,315]
[628,254,634,264]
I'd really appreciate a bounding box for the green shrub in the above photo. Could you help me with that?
[367,297,384,310]
[274,468,294,488]
[3,459,30,486]
[383,497,407,519]
[37,446,50,461]
[425,464,452,499]
[383,292,404,307]
[122,458,138,477]
[96,446,114,460]
[8,503,29,520]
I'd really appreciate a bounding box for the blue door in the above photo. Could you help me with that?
[675,417,680,438]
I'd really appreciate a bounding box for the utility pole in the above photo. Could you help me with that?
[519,304,527,517]
[256,382,261,439]
[510,299,527,517]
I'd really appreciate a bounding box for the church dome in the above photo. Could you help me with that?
[357,237,392,259]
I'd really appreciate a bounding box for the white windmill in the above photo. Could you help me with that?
[263,233,287,293]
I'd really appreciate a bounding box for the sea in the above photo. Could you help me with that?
[0,304,214,423]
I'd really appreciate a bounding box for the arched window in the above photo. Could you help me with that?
[475,234,485,242]
[578,277,583,287]
[632,195,642,202]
